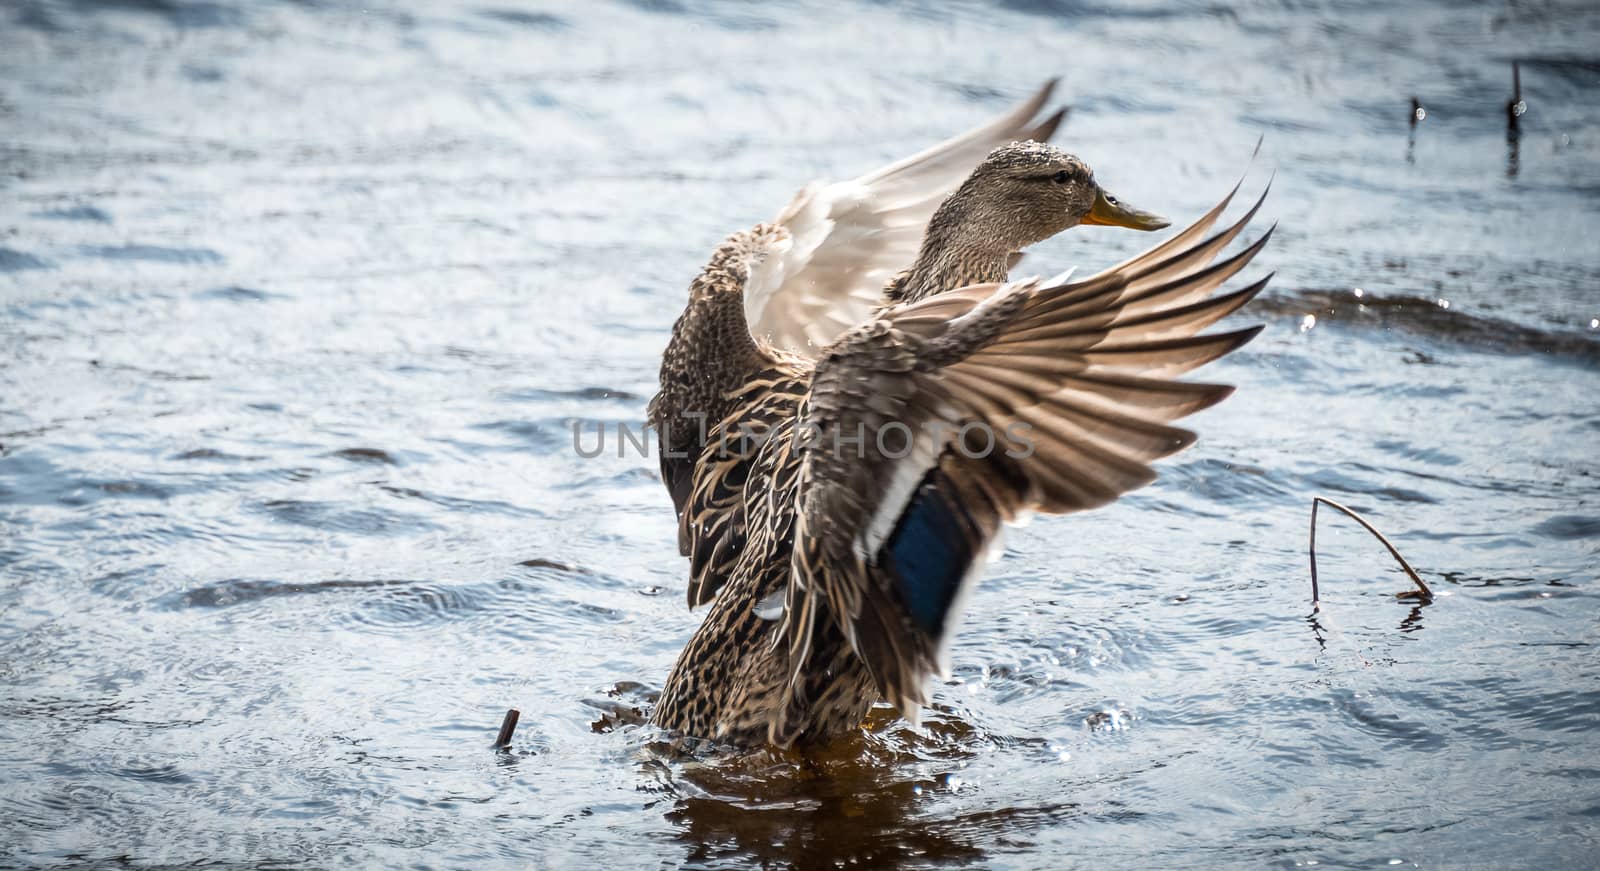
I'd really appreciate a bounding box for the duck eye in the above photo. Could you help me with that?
[1105,194,1118,205]
[1051,170,1071,184]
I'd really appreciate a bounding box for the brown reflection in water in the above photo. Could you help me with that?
[646,707,1079,867]
[1398,603,1429,633]
[1507,125,1522,178]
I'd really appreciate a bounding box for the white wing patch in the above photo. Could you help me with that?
[745,81,1065,359]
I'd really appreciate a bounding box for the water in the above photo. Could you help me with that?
[2,0,1598,866]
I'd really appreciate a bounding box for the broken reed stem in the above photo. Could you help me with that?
[494,708,521,750]
[1508,61,1524,132]
[1308,496,1432,611]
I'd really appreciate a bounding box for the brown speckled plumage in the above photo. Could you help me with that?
[649,226,782,483]
[650,142,1117,743]
[645,88,1270,749]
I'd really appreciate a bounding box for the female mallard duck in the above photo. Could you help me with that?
[648,85,1272,747]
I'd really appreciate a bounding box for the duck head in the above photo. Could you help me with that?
[940,140,1170,250]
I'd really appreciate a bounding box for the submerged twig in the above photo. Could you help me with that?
[493,708,521,750]
[1308,496,1432,611]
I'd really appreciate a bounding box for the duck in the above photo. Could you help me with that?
[647,83,1272,747]
[649,80,1067,520]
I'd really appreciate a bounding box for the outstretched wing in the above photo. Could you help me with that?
[774,182,1273,737]
[746,81,1066,357]
[677,366,807,609]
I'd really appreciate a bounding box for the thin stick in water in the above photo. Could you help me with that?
[1308,496,1432,611]
[1508,61,1525,131]
[494,708,521,750]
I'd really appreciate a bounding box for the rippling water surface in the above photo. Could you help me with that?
[3,0,1599,867]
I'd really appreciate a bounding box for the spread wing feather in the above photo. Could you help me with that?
[746,81,1067,357]
[774,182,1273,736]
[676,82,1068,611]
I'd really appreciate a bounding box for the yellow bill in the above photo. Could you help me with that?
[1083,188,1170,231]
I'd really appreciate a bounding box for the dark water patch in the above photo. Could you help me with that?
[254,499,439,535]
[106,762,194,785]
[94,360,210,381]
[0,248,54,271]
[1186,615,1269,640]
[88,564,167,600]
[497,385,640,402]
[158,576,418,610]
[1238,112,1327,133]
[1438,571,1542,588]
[1517,55,1600,85]
[77,244,224,265]
[1300,466,1438,505]
[996,0,1220,22]
[193,285,288,302]
[1373,438,1463,467]
[619,0,688,14]
[375,483,543,518]
[62,0,246,29]
[554,466,660,491]
[11,1,61,30]
[1490,686,1600,734]
[703,8,776,31]
[476,7,568,29]
[1120,495,1228,518]
[467,418,568,452]
[517,556,590,574]
[1529,514,1600,541]
[31,204,111,222]
[347,581,498,633]
[182,63,224,82]
[0,452,178,506]
[328,447,397,465]
[171,447,264,462]
[1157,457,1294,506]
[345,575,638,638]
[1258,289,1600,367]
[1328,689,1447,752]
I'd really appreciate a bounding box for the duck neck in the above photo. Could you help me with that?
[891,199,1016,305]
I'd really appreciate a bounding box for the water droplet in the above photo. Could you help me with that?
[1436,298,1450,310]
[1388,860,1405,866]
[1589,318,1598,330]
[944,773,963,791]
[1057,750,1071,762]
[1511,100,1526,118]
[1413,107,1426,122]
[912,784,924,796]
[1300,314,1316,332]
[1352,287,1364,298]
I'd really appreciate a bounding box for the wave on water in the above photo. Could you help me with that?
[1258,288,1600,367]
